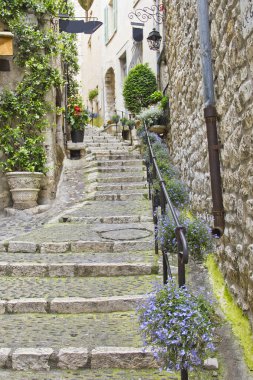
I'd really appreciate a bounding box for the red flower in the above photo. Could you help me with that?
[74,105,81,113]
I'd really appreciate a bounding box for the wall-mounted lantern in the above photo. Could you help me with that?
[147,28,162,51]
[0,31,14,72]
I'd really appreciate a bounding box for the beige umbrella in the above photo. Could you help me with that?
[78,0,95,11]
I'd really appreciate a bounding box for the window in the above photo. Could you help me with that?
[104,0,117,44]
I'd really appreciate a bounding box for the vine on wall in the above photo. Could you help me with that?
[0,0,79,173]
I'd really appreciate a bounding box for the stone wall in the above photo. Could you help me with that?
[164,0,253,325]
[0,21,65,211]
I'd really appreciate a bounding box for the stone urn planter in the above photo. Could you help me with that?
[6,172,43,210]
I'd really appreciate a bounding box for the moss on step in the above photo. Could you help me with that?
[206,255,253,370]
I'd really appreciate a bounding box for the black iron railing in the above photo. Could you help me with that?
[144,122,189,380]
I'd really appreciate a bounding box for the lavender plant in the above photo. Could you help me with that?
[138,280,218,372]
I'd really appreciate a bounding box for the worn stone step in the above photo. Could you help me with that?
[85,159,144,168]
[95,174,147,183]
[0,311,143,350]
[87,152,142,160]
[85,166,145,174]
[0,251,156,264]
[84,142,130,148]
[0,274,160,300]
[60,214,152,224]
[0,345,156,371]
[0,368,171,379]
[0,261,157,277]
[86,149,130,155]
[0,295,146,314]
[87,191,148,202]
[93,182,147,192]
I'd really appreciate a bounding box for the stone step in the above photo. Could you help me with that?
[0,274,160,300]
[85,166,145,174]
[84,142,130,148]
[95,174,147,183]
[87,152,142,160]
[0,251,156,264]
[87,191,148,202]
[85,159,144,167]
[0,344,156,371]
[58,199,152,221]
[0,368,169,379]
[86,149,130,155]
[0,295,146,314]
[93,182,147,192]
[59,214,152,224]
[0,261,157,277]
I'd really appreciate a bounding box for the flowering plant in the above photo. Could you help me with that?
[158,214,213,260]
[138,280,218,372]
[67,95,88,131]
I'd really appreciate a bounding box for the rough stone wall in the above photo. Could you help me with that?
[164,0,253,324]
[0,20,65,211]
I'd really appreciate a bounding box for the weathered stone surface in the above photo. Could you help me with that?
[204,358,219,370]
[48,264,75,277]
[8,241,37,253]
[57,347,88,369]
[0,301,6,314]
[0,242,7,252]
[0,348,11,368]
[50,295,145,313]
[12,348,53,370]
[113,241,151,252]
[10,263,47,277]
[7,298,47,313]
[91,347,157,369]
[0,262,7,276]
[76,263,152,277]
[71,241,113,253]
[41,242,70,254]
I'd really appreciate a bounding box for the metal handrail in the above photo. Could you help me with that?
[144,121,189,380]
[144,121,189,287]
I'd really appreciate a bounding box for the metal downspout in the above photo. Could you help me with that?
[197,0,225,237]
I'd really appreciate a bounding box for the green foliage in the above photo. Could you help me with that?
[111,114,120,124]
[120,117,128,126]
[149,90,163,104]
[88,88,99,102]
[67,95,88,131]
[0,0,78,173]
[126,119,135,130]
[137,105,164,126]
[123,64,157,114]
[160,95,169,111]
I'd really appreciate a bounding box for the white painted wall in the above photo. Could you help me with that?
[74,0,164,123]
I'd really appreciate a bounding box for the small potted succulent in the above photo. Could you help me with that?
[111,114,120,135]
[67,95,88,143]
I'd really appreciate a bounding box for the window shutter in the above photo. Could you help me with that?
[104,6,108,43]
[113,0,117,32]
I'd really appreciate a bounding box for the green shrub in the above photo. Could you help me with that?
[88,88,98,102]
[123,64,157,114]
[149,90,163,104]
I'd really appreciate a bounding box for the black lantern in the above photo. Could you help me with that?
[147,28,162,51]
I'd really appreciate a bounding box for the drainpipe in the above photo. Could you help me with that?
[197,0,225,237]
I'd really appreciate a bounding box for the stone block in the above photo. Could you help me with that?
[91,347,157,369]
[12,348,53,370]
[76,263,151,277]
[0,348,11,368]
[0,262,8,276]
[113,241,151,252]
[48,264,75,277]
[10,263,47,277]
[71,241,113,253]
[0,301,6,314]
[8,241,37,253]
[204,358,219,370]
[0,242,7,252]
[41,242,70,254]
[7,298,47,313]
[57,347,88,369]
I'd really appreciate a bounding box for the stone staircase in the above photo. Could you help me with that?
[0,128,169,379]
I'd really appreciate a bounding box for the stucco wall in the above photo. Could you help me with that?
[164,0,253,325]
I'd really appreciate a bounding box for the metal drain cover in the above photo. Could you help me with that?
[100,228,151,241]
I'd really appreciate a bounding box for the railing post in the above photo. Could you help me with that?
[181,368,188,380]
[152,190,159,256]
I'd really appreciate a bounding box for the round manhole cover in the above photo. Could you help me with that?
[100,228,152,241]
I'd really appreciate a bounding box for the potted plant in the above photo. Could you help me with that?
[111,113,120,135]
[67,95,88,143]
[88,88,98,127]
[138,280,219,373]
[0,125,47,209]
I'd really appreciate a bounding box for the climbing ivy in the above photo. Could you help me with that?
[0,0,79,172]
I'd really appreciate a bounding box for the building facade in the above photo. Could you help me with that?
[75,0,164,123]
[164,0,253,326]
